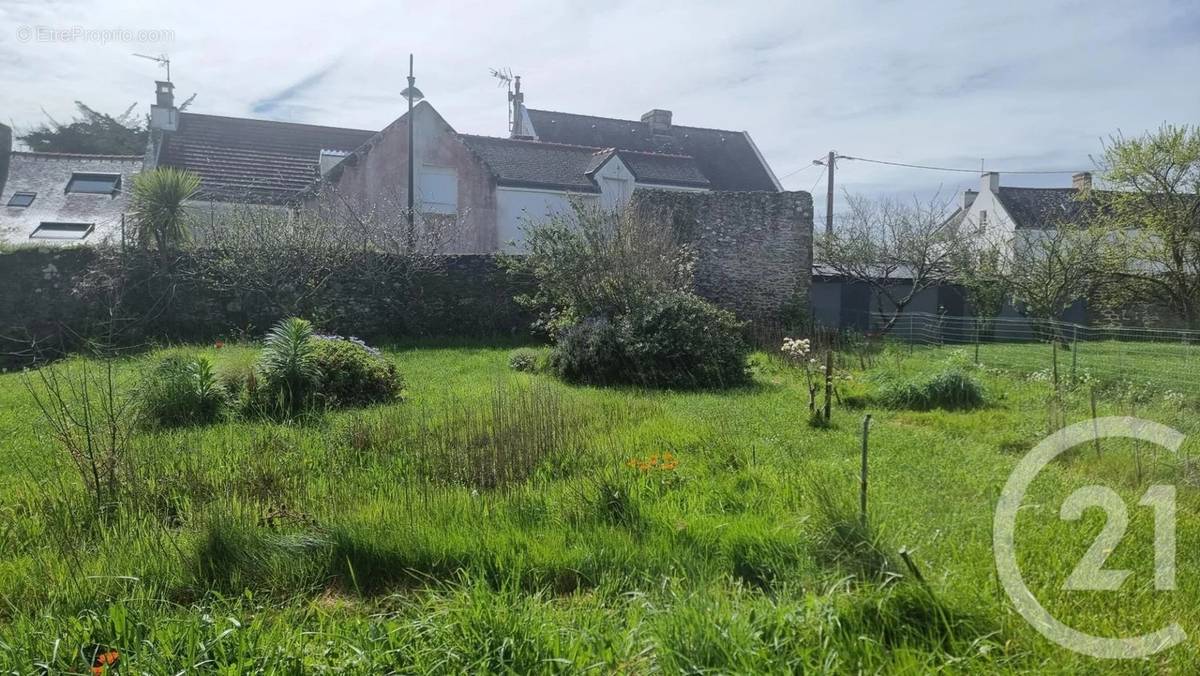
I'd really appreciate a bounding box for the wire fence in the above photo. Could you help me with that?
[869,312,1200,397]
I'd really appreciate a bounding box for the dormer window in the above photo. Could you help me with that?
[6,192,36,207]
[31,222,94,240]
[66,173,121,195]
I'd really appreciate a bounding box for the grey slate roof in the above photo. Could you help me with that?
[0,151,142,246]
[460,135,602,192]
[525,109,778,192]
[460,135,710,192]
[995,187,1094,229]
[157,112,375,203]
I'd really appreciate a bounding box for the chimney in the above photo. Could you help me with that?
[1072,171,1092,191]
[980,171,999,193]
[150,80,178,131]
[0,123,11,198]
[641,109,673,135]
[509,76,533,139]
[961,189,978,210]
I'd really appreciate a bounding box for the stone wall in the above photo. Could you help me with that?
[632,189,813,321]
[0,248,533,367]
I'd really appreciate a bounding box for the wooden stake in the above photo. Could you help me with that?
[824,349,834,422]
[1090,386,1101,458]
[860,414,872,526]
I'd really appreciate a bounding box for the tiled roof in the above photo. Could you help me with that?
[995,187,1093,229]
[1,152,142,246]
[460,135,710,192]
[525,109,778,192]
[157,113,375,203]
[460,135,603,192]
[618,151,709,188]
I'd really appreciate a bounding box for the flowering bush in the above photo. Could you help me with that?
[781,336,825,413]
[310,336,402,408]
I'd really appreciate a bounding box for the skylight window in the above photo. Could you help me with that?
[66,173,121,195]
[30,222,94,240]
[6,192,36,207]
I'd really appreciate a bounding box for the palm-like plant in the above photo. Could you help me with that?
[129,167,201,252]
[257,317,321,415]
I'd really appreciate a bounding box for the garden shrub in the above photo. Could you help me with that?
[878,369,984,411]
[140,354,230,428]
[253,317,322,416]
[311,336,403,408]
[549,294,750,389]
[548,317,628,385]
[507,348,541,373]
[622,292,749,389]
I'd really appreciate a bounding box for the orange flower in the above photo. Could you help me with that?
[91,649,120,674]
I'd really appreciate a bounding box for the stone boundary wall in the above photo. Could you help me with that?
[0,248,534,367]
[632,189,813,321]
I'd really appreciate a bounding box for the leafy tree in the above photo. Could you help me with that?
[953,236,1009,363]
[1090,124,1200,326]
[129,167,201,253]
[19,102,147,155]
[505,201,696,335]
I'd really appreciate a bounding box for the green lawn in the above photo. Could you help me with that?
[1,341,1199,673]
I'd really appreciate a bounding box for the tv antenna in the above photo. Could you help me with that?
[490,67,523,135]
[133,53,171,81]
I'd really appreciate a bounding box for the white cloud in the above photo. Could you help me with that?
[2,0,1196,214]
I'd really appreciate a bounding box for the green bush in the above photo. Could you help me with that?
[549,293,750,389]
[140,355,230,428]
[878,369,985,411]
[622,292,750,389]
[311,337,403,408]
[548,317,629,385]
[507,348,541,373]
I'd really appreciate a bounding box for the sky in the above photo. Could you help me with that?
[2,0,1198,217]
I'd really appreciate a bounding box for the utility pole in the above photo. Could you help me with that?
[825,150,836,239]
[401,54,425,246]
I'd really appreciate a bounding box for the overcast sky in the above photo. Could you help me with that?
[3,0,1197,214]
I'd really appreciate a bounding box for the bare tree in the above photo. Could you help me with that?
[816,192,979,334]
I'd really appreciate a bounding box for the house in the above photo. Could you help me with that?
[145,78,785,252]
[946,170,1097,237]
[0,124,142,247]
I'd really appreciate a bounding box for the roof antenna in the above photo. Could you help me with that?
[490,67,525,138]
[133,52,170,81]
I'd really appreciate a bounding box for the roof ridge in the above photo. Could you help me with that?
[459,134,609,153]
[179,111,376,135]
[460,134,697,160]
[525,108,743,135]
[11,150,143,160]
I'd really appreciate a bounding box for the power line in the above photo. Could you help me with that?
[838,155,1085,175]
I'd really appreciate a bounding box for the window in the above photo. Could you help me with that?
[30,222,93,240]
[66,173,121,194]
[6,192,36,207]
[417,166,458,214]
[979,210,988,227]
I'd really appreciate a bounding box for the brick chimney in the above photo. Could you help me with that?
[1072,171,1092,191]
[641,109,673,135]
[980,171,1000,193]
[150,80,178,131]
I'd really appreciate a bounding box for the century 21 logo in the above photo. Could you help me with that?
[993,417,1186,659]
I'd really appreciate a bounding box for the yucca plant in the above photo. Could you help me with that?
[256,317,322,416]
[129,167,201,252]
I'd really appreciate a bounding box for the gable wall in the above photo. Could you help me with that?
[307,104,498,253]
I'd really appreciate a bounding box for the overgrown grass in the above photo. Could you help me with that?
[1,340,1199,671]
